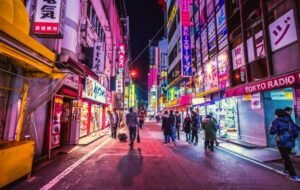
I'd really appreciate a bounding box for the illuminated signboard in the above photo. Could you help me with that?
[180,0,192,77]
[33,0,65,37]
[83,77,106,103]
[217,49,230,89]
[118,44,126,70]
[116,73,123,93]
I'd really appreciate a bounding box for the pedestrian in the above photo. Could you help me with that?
[162,110,171,144]
[202,115,217,151]
[191,111,199,146]
[126,107,139,149]
[183,113,192,142]
[111,109,119,139]
[209,112,220,146]
[270,109,300,181]
[107,110,117,139]
[175,110,181,140]
[169,110,176,145]
[138,112,145,129]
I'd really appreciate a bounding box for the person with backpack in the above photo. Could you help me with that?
[126,107,139,149]
[175,110,181,140]
[270,109,300,181]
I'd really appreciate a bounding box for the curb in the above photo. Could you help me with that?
[215,145,288,177]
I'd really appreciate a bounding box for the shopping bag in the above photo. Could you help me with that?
[137,128,140,143]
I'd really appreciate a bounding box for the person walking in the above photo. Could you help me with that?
[191,111,199,146]
[111,109,119,139]
[270,109,300,181]
[138,112,145,129]
[169,110,176,145]
[126,107,139,149]
[183,113,192,142]
[162,110,171,144]
[202,115,217,151]
[209,112,220,146]
[107,110,118,139]
[175,111,181,140]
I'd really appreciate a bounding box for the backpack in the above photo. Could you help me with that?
[275,121,298,148]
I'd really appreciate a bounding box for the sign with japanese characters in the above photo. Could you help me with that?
[232,43,246,70]
[83,77,106,103]
[180,0,192,77]
[201,28,208,62]
[92,41,105,74]
[116,73,123,93]
[33,0,65,37]
[51,95,63,148]
[216,5,227,50]
[118,44,126,70]
[269,9,297,52]
[208,18,217,53]
[63,74,79,89]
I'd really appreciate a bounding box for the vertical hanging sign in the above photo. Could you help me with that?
[92,41,105,74]
[33,0,65,38]
[180,0,192,77]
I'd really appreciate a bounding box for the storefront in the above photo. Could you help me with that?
[81,76,106,138]
[226,70,300,148]
[49,74,80,147]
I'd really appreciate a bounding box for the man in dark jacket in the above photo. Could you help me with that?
[162,111,171,143]
[270,109,300,181]
[202,115,217,151]
[126,107,139,148]
[191,111,199,145]
[175,111,181,140]
[169,110,176,144]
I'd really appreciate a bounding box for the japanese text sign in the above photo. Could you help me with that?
[232,43,245,70]
[92,41,105,74]
[180,0,192,77]
[116,73,123,93]
[118,44,126,70]
[83,77,106,103]
[269,9,297,52]
[33,0,64,37]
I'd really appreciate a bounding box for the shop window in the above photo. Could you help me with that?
[232,67,247,86]
[248,57,268,81]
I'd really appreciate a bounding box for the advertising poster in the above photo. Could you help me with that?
[216,5,227,49]
[206,0,214,19]
[51,96,63,148]
[268,9,297,52]
[217,50,230,89]
[200,0,206,26]
[83,77,106,103]
[204,57,218,91]
[232,43,246,70]
[251,93,261,109]
[208,18,217,53]
[201,28,208,62]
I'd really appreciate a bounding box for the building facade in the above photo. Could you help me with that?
[0,0,126,158]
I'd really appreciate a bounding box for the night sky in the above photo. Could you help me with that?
[124,0,164,103]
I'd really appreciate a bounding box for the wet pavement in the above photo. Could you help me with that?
[7,121,300,190]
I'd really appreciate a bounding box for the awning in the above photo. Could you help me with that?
[0,17,64,79]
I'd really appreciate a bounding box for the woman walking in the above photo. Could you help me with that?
[191,111,199,146]
[183,113,192,142]
[202,115,217,151]
[270,109,300,181]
